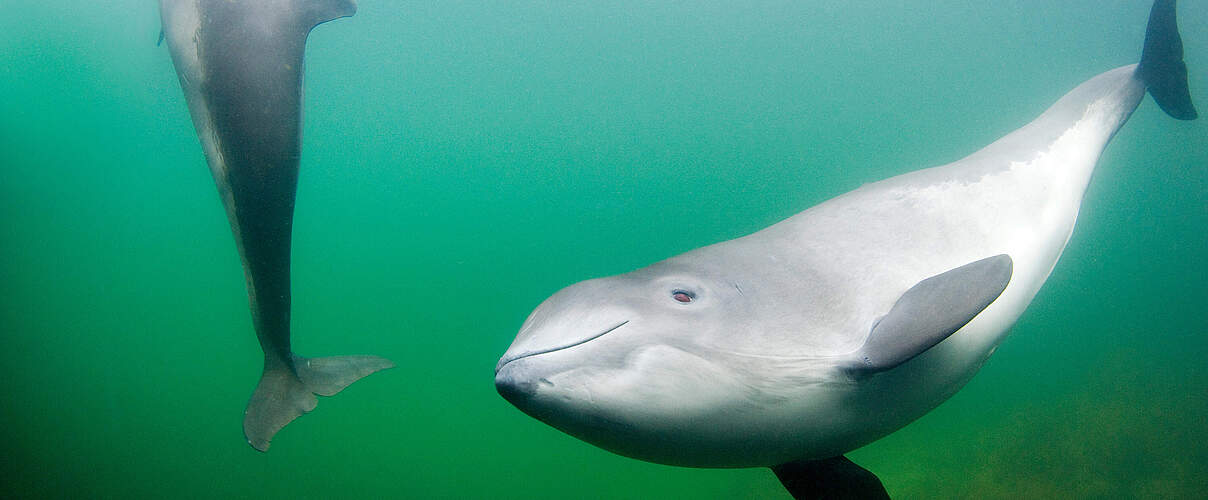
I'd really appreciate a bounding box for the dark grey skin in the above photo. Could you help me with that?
[160,0,392,452]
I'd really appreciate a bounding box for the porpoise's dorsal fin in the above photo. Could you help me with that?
[772,456,890,500]
[1138,0,1197,120]
[848,254,1013,373]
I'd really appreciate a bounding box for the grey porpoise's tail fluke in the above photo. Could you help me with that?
[244,355,395,452]
[1138,0,1198,120]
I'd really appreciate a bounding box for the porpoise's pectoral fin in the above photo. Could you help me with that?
[772,456,891,500]
[157,28,164,47]
[1138,0,1197,120]
[848,254,1013,373]
[243,354,394,452]
[297,0,358,32]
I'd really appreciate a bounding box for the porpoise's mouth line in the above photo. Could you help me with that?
[496,320,629,373]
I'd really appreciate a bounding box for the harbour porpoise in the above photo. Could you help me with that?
[495,0,1197,497]
[160,0,393,452]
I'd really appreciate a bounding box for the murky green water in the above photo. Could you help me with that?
[2,1,1205,498]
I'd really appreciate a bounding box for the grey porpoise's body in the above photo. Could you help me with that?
[160,0,392,451]
[495,1,1197,497]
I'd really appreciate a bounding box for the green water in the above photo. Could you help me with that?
[2,1,1205,498]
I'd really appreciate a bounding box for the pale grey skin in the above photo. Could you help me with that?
[496,65,1149,468]
[160,0,392,451]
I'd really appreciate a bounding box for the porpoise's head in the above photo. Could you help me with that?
[494,247,856,467]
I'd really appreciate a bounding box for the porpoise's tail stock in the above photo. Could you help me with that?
[244,355,394,452]
[1139,0,1198,120]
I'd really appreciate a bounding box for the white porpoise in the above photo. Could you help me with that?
[495,1,1196,497]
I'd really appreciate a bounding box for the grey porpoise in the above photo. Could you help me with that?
[495,1,1197,498]
[160,0,393,452]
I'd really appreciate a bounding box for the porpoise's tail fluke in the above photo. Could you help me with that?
[244,354,394,452]
[1138,0,1197,120]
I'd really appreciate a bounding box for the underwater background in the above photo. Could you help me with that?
[2,1,1205,498]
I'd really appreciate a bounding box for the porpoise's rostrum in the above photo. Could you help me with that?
[495,1,1196,497]
[160,0,393,452]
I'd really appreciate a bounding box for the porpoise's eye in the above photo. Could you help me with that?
[671,290,695,303]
